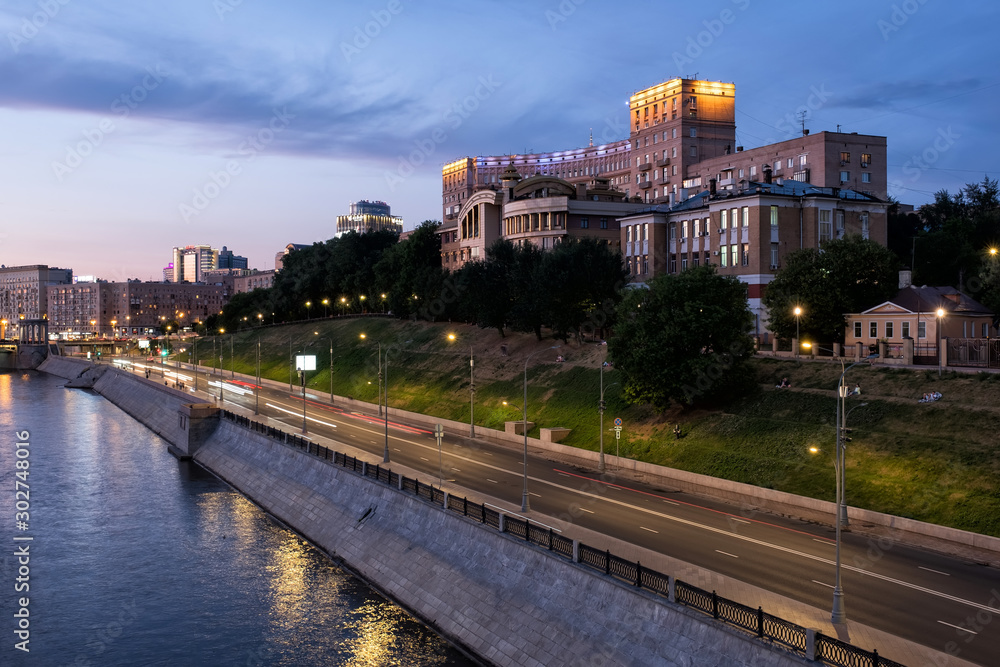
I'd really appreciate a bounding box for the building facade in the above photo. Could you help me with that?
[0,264,73,323]
[171,245,218,283]
[47,281,228,337]
[217,246,248,270]
[619,180,889,336]
[335,200,403,237]
[233,270,276,294]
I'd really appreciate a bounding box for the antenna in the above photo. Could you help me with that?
[837,124,842,133]
[589,128,593,147]
[797,110,807,135]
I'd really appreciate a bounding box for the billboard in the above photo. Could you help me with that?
[295,355,316,371]
[138,339,151,349]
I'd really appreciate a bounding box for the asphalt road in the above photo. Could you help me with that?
[125,360,1000,666]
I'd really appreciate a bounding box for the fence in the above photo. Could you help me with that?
[219,409,907,667]
[947,338,1000,369]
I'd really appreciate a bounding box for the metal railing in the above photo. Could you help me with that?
[219,409,908,667]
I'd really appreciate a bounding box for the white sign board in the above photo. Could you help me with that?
[295,354,316,371]
[138,339,150,349]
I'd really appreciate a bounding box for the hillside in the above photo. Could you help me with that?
[179,317,1000,537]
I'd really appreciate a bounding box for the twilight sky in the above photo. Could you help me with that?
[1,0,998,279]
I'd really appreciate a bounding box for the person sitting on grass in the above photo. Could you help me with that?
[776,377,790,389]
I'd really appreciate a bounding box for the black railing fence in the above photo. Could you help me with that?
[219,409,907,667]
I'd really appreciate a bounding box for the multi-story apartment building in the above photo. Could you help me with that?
[47,281,228,337]
[335,200,403,237]
[619,178,888,336]
[440,77,889,271]
[171,245,219,283]
[233,270,275,294]
[0,264,73,324]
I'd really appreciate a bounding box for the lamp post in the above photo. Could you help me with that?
[447,333,476,437]
[360,333,382,416]
[322,299,329,318]
[793,306,802,355]
[315,332,335,404]
[229,332,234,377]
[305,301,312,320]
[520,345,560,511]
[936,307,945,378]
[257,313,263,327]
[803,341,878,625]
[380,344,407,464]
[598,360,619,473]
[255,336,261,415]
[340,296,347,316]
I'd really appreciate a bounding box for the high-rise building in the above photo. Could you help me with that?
[171,245,218,283]
[0,264,73,323]
[335,200,403,237]
[218,245,248,270]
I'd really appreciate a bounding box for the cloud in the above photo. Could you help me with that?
[825,78,983,113]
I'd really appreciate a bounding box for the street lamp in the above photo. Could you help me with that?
[793,306,802,355]
[519,345,560,511]
[447,333,476,437]
[599,359,619,473]
[360,333,383,418]
[322,298,329,318]
[305,301,312,320]
[257,313,263,326]
[802,341,878,625]
[315,332,334,404]
[340,296,347,316]
[380,343,410,464]
[360,294,367,313]
[381,293,387,313]
[936,307,946,378]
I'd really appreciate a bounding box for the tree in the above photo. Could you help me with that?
[374,221,445,318]
[763,235,899,343]
[609,265,755,411]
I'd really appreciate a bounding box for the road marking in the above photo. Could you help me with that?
[486,478,498,484]
[419,457,429,461]
[265,403,338,429]
[578,508,595,514]
[451,467,461,472]
[528,492,541,497]
[715,550,739,559]
[729,518,750,524]
[920,566,951,576]
[640,526,658,534]
[558,473,571,478]
[393,448,401,452]
[814,539,834,545]
[812,580,834,589]
[937,620,976,635]
[663,500,679,506]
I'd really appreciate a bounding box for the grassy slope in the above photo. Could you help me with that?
[178,319,1000,537]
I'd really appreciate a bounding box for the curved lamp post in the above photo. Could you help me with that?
[447,333,476,437]
[599,358,618,473]
[793,306,802,355]
[519,345,560,511]
[360,333,382,417]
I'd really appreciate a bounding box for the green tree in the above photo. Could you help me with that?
[763,235,899,343]
[374,221,445,318]
[609,265,755,410]
[542,237,628,343]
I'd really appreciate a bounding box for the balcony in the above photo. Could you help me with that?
[639,181,652,189]
[656,157,670,167]
[638,163,652,171]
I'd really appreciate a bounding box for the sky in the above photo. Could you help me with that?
[1,0,998,280]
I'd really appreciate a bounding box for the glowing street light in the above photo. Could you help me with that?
[936,307,946,378]
[793,306,802,355]
[447,333,475,437]
[322,298,329,318]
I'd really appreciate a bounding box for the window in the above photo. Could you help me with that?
[787,158,794,169]
[819,210,832,241]
[854,321,862,338]
[738,168,744,178]
[870,321,878,338]
[720,210,728,230]
[742,207,749,227]
[643,223,648,240]
[862,172,871,183]
[749,165,756,177]
[672,165,678,175]
[626,226,632,243]
[681,256,688,271]
[770,205,779,227]
[580,217,589,229]
[840,152,851,164]
[600,217,608,229]
[642,255,648,274]
[720,245,728,267]
[860,212,869,240]
[731,208,738,230]
[671,128,677,139]
[741,243,749,266]
[690,146,697,157]
[800,154,807,166]
[731,245,739,268]
[840,171,850,183]
[861,153,871,167]
[770,242,779,267]
[692,256,699,267]
[669,255,676,273]
[984,323,989,338]
[669,223,676,241]
[693,219,700,236]
[671,146,677,158]
[689,128,697,138]
[626,258,632,274]
[835,210,845,239]
[885,321,894,339]
[902,321,910,339]
[682,220,688,239]
[774,160,781,172]
[918,321,926,338]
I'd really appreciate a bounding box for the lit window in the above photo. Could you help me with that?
[741,243,749,266]
[841,152,851,164]
[819,210,832,241]
[720,245,728,267]
[861,153,871,167]
[742,207,749,227]
[770,206,778,227]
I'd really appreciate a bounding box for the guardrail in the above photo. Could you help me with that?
[220,409,906,667]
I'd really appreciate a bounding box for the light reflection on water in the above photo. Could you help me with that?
[0,372,475,666]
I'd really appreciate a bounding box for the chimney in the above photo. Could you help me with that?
[898,270,912,289]
[575,182,587,199]
[709,178,717,195]
[668,192,676,206]
[680,188,689,201]
[763,166,772,184]
[803,129,810,136]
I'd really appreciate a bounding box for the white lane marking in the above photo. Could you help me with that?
[814,539,834,545]
[486,479,498,484]
[729,518,750,524]
[920,566,951,576]
[265,403,338,429]
[938,620,976,635]
[419,457,429,461]
[528,492,540,497]
[716,550,739,559]
[558,473,571,478]
[578,508,595,514]
[451,467,461,472]
[258,397,991,615]
[812,580,834,589]
[663,500,679,506]
[483,504,561,533]
[393,448,401,452]
[640,526,658,534]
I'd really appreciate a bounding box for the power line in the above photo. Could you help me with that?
[846,81,1000,127]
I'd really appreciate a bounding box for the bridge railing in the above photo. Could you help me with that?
[218,409,906,667]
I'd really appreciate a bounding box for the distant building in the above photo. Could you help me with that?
[217,245,248,270]
[47,281,228,337]
[163,263,175,282]
[234,270,275,294]
[0,264,73,323]
[275,243,311,271]
[171,245,218,283]
[335,200,403,237]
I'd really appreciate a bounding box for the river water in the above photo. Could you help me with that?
[0,371,475,666]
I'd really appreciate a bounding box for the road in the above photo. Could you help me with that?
[121,359,1000,666]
